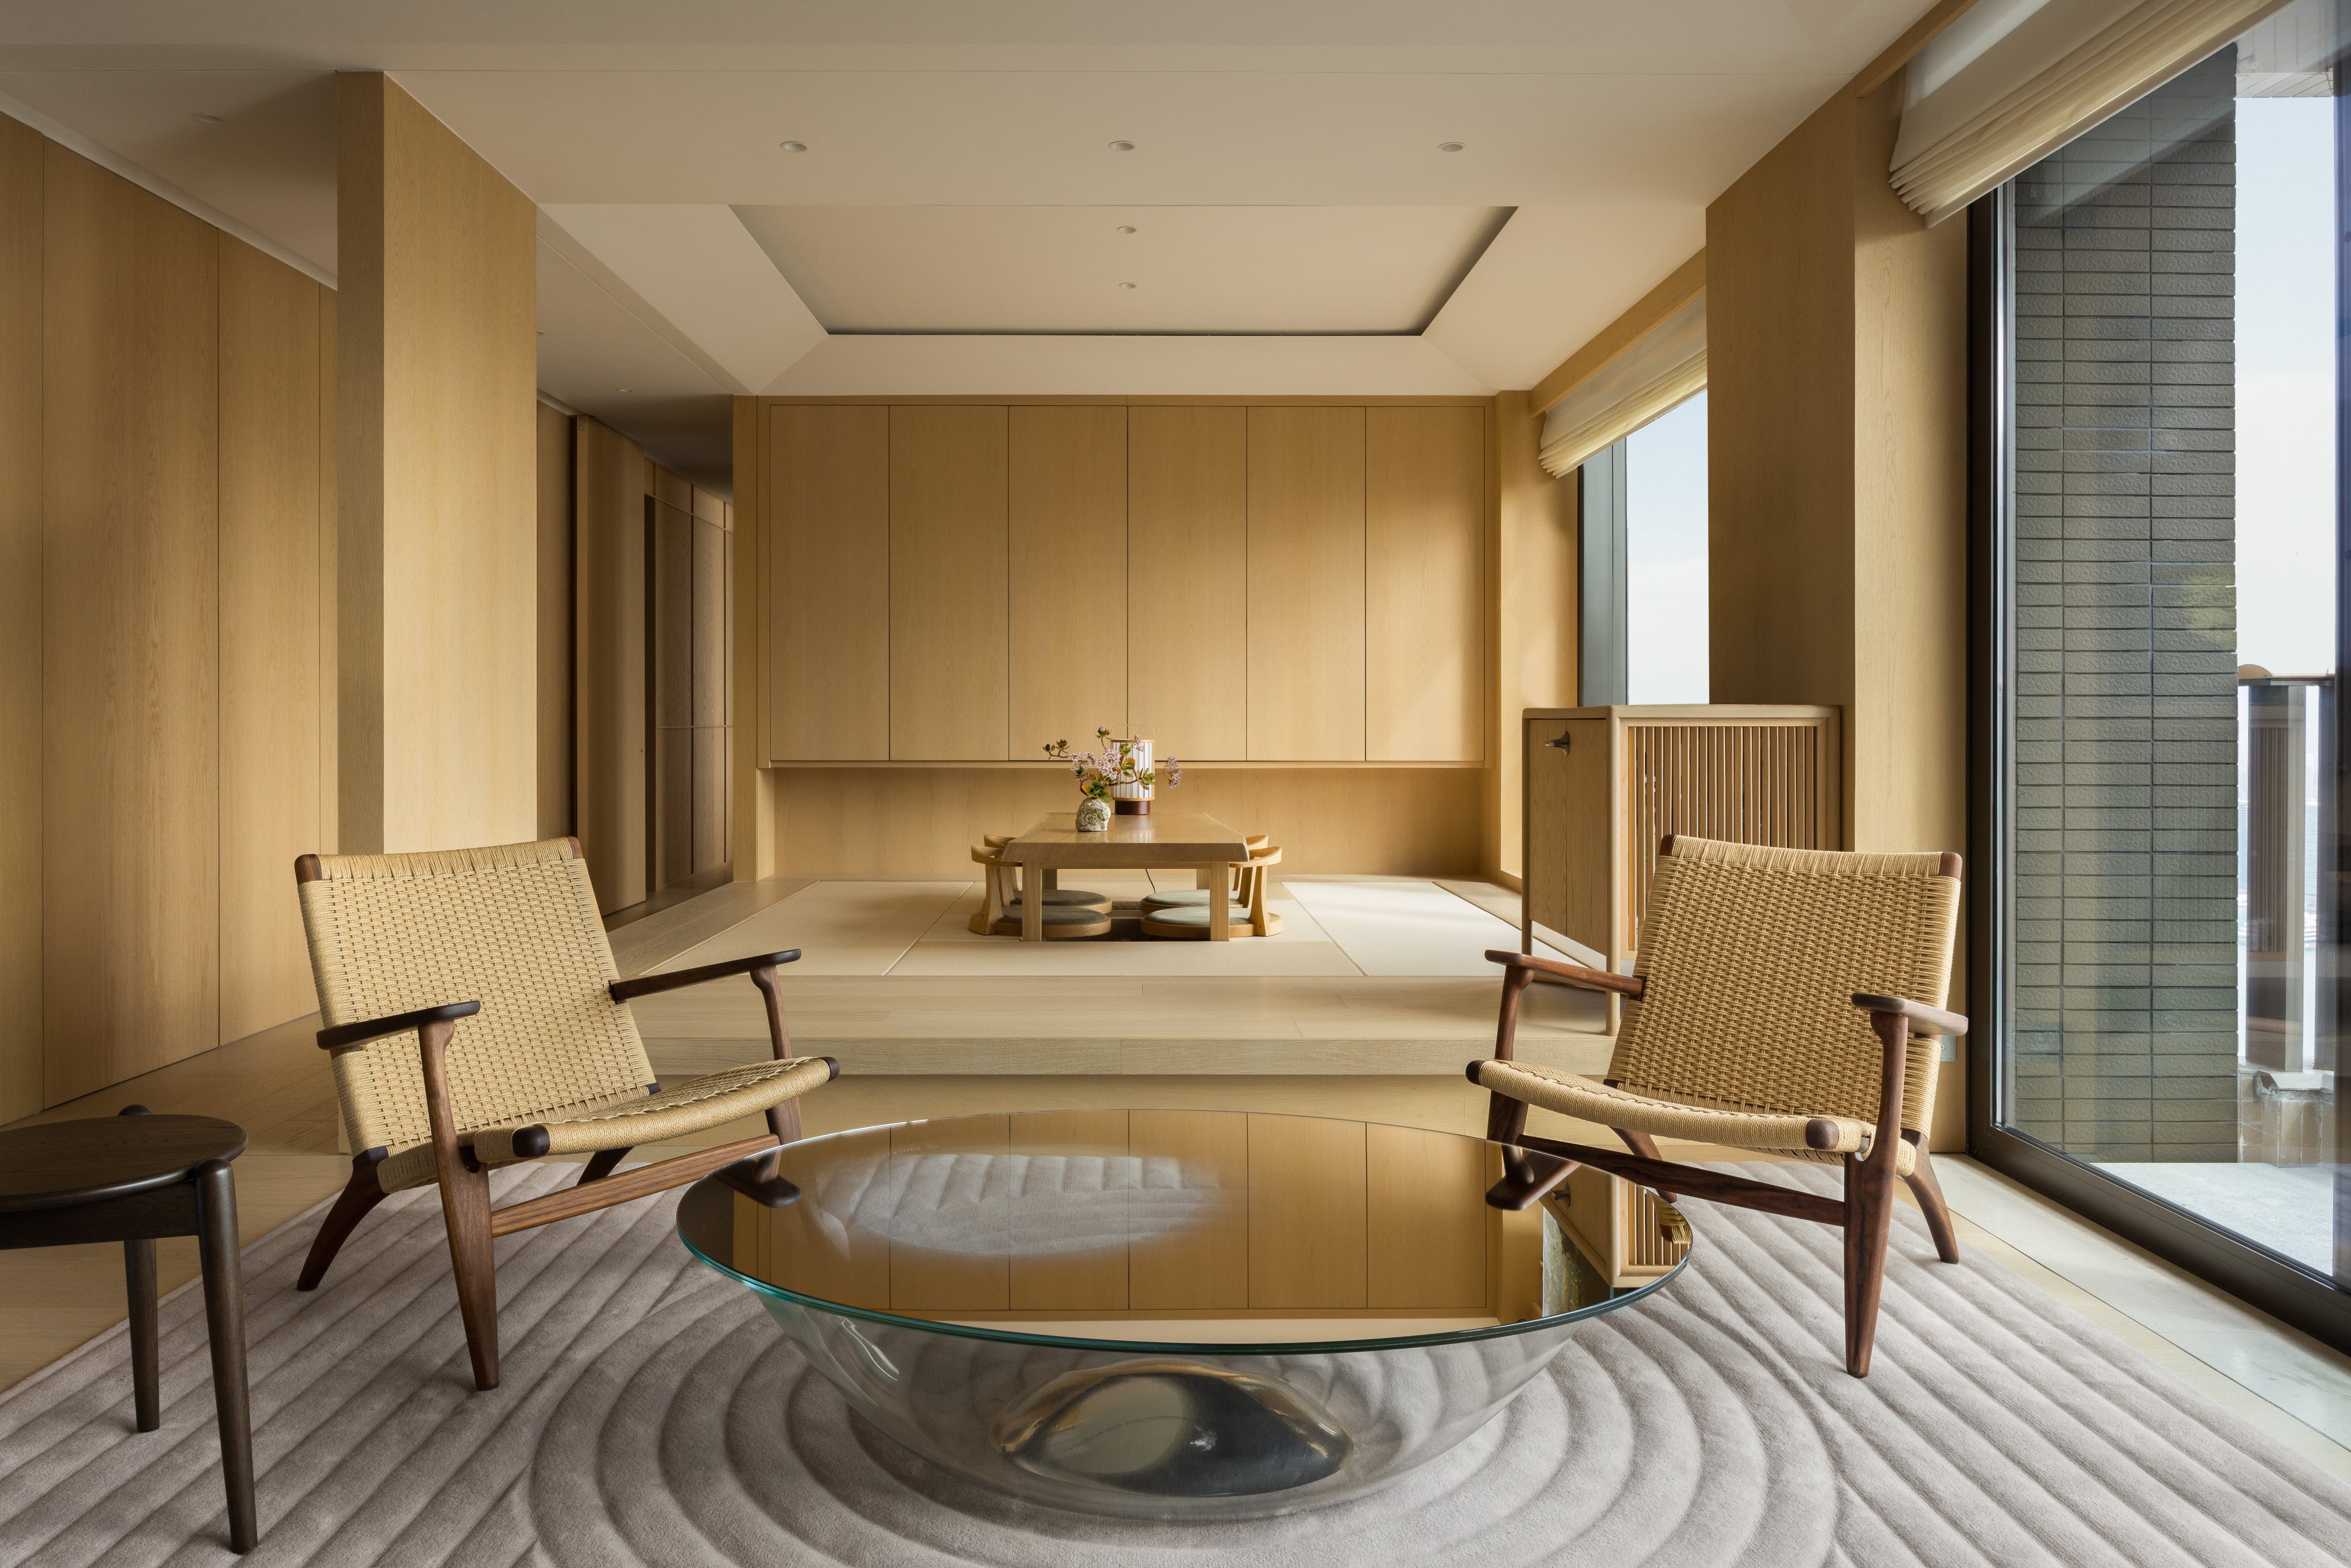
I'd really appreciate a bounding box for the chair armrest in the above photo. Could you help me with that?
[608,950,802,1003]
[317,1000,480,1054]
[1484,950,1646,998]
[1851,994,1969,1038]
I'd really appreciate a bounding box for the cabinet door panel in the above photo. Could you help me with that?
[891,405,1009,760]
[1127,407,1247,761]
[1010,406,1125,754]
[1367,406,1484,761]
[769,405,889,760]
[1246,407,1365,761]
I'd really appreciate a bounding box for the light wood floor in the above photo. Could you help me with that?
[4,876,2347,1486]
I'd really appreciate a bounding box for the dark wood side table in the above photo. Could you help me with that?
[0,1107,256,1553]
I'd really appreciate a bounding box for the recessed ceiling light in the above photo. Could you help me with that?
[1108,139,1135,152]
[1115,224,1136,234]
[616,387,633,393]
[1119,281,1138,290]
[193,112,224,126]
[779,140,809,152]
[1438,141,1464,153]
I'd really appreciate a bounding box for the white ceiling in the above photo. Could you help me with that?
[0,0,1942,489]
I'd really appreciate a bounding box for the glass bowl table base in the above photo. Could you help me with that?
[677,1112,1691,1520]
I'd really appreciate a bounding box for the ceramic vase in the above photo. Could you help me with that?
[1076,796,1112,832]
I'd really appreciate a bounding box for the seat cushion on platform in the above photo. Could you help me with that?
[988,906,1113,940]
[1007,888,1111,910]
[375,1055,838,1193]
[1139,905,1280,938]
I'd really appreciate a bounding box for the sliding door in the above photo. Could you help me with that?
[1976,1,2351,1346]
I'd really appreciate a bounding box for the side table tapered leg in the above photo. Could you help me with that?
[123,1238,159,1432]
[194,1162,257,1554]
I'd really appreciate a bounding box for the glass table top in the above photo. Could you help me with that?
[676,1110,1690,1353]
[677,1111,1693,1518]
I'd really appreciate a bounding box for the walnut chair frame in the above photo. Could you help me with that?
[292,839,838,1392]
[1469,836,1968,1378]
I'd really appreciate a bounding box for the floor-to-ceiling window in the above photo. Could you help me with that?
[1580,391,1710,705]
[1980,0,2350,1343]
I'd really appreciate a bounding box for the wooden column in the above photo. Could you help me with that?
[0,115,39,1120]
[336,71,537,856]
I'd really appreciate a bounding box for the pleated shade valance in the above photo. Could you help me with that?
[1536,292,1706,479]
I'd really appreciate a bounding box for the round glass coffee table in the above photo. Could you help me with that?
[676,1110,1690,1519]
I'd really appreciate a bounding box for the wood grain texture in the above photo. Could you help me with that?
[1365,1123,1487,1310]
[693,515,728,730]
[1365,406,1484,762]
[1126,406,1248,761]
[1246,407,1365,762]
[732,397,775,879]
[317,287,339,858]
[534,402,574,839]
[891,405,1009,761]
[771,765,1481,876]
[655,728,693,892]
[42,145,220,1103]
[1127,1110,1249,1310]
[574,417,649,913]
[1490,392,1576,883]
[692,727,730,875]
[1009,405,1126,755]
[217,236,325,1046]
[1247,1114,1365,1309]
[652,496,693,892]
[336,72,538,856]
[0,114,40,1121]
[769,404,890,762]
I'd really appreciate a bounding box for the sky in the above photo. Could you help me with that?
[1625,390,1710,703]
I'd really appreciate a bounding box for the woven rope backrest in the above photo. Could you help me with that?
[1607,836,1961,1134]
[297,839,652,1155]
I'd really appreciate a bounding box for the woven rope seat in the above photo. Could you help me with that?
[1139,905,1282,938]
[1473,1060,1914,1174]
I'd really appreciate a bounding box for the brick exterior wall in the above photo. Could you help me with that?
[2008,50,2240,1162]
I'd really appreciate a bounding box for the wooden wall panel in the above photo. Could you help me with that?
[1491,390,1577,882]
[1127,407,1247,761]
[1007,1111,1130,1311]
[692,514,727,729]
[890,405,1009,760]
[575,418,649,913]
[0,114,40,1121]
[319,289,339,857]
[769,404,889,761]
[218,236,324,1045]
[890,1116,1008,1310]
[1009,406,1126,754]
[534,403,574,839]
[42,146,220,1103]
[1366,406,1484,762]
[692,728,729,875]
[651,489,693,890]
[1246,407,1365,761]
[1365,1124,1487,1310]
[1247,1114,1365,1309]
[337,72,538,855]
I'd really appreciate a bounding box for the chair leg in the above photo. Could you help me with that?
[297,1157,390,1291]
[576,1147,630,1186]
[1481,967,1535,1143]
[194,1162,257,1553]
[436,1158,501,1392]
[1904,1143,1961,1264]
[1843,1151,1899,1377]
[1615,1128,1677,1202]
[123,1238,160,1432]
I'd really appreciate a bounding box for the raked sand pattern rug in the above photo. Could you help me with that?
[1,1160,2348,1567]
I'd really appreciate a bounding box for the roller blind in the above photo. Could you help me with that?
[1537,293,1706,479]
[1891,0,2295,224]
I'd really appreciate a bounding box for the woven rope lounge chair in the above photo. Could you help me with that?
[1468,835,1966,1377]
[291,837,838,1391]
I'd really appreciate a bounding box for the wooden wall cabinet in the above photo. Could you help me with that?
[769,405,889,760]
[1246,406,1367,761]
[1127,407,1248,760]
[1520,704,1842,983]
[890,405,1009,760]
[1367,406,1484,762]
[1010,406,1126,754]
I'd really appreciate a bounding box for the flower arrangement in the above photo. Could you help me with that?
[1044,729,1182,802]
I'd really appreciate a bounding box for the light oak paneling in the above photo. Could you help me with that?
[1127,1110,1249,1310]
[575,417,649,912]
[1010,406,1126,754]
[534,403,574,839]
[771,765,1481,876]
[763,1125,890,1310]
[1126,407,1248,761]
[0,114,40,1121]
[336,72,537,856]
[1366,406,1484,762]
[692,727,729,875]
[769,404,889,762]
[652,492,693,891]
[890,1115,1009,1310]
[1365,1123,1487,1310]
[1247,1114,1365,1309]
[1246,407,1365,762]
[42,146,220,1103]
[732,397,775,879]
[891,405,1009,760]
[1490,391,1577,882]
[1008,1110,1130,1310]
[693,515,728,729]
[317,288,339,858]
[218,236,325,1046]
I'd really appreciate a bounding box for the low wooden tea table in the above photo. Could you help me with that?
[1003,810,1250,940]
